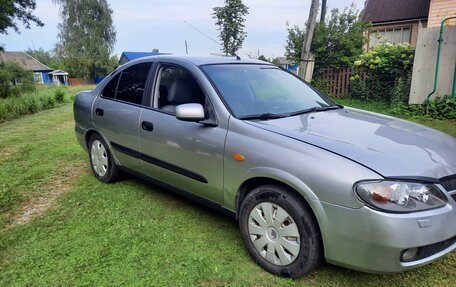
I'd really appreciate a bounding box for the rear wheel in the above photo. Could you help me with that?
[239,185,322,278]
[88,134,120,183]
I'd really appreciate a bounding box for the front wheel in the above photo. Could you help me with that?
[88,134,120,183]
[239,185,322,278]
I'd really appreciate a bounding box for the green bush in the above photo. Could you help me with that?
[0,62,36,98]
[389,96,456,120]
[391,75,411,105]
[54,89,66,103]
[427,96,456,120]
[311,78,330,95]
[349,80,369,100]
[350,43,414,103]
[0,86,71,123]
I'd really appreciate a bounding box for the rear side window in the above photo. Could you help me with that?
[101,73,120,99]
[115,62,152,105]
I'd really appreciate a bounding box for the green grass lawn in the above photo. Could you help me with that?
[0,100,455,286]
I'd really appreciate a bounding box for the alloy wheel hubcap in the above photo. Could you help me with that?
[91,140,108,177]
[248,202,301,266]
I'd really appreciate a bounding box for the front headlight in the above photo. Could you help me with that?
[355,180,447,213]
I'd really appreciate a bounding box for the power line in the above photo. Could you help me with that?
[183,21,221,47]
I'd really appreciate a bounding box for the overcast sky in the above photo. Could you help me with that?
[2,0,365,59]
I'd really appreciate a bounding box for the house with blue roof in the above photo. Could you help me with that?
[119,51,170,65]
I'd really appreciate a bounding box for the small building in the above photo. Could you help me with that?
[0,51,68,85]
[48,70,69,86]
[361,0,431,49]
[362,0,456,50]
[119,51,169,65]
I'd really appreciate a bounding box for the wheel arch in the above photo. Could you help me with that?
[235,177,318,222]
[84,129,99,148]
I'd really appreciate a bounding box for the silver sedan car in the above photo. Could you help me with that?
[74,55,456,278]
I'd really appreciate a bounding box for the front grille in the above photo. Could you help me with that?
[440,174,456,192]
[401,236,456,263]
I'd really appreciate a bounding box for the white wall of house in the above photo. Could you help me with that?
[409,24,456,104]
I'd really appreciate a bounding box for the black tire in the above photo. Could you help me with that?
[239,184,322,278]
[88,133,120,183]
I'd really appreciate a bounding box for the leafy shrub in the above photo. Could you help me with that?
[0,87,71,123]
[349,79,369,100]
[389,96,456,120]
[311,78,330,95]
[391,75,411,105]
[0,62,35,98]
[350,43,414,103]
[427,96,456,120]
[54,89,66,102]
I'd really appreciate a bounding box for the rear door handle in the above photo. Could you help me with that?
[141,121,154,132]
[95,108,104,116]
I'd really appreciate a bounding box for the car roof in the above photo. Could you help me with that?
[128,55,271,66]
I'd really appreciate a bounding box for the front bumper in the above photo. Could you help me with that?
[318,194,456,273]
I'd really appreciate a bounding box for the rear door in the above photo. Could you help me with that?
[93,62,153,172]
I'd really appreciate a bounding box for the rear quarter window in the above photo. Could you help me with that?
[101,73,120,99]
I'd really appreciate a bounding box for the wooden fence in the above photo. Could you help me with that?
[315,68,353,98]
[68,78,95,86]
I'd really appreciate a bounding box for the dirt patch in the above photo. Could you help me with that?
[0,147,18,162]
[53,120,74,130]
[6,161,89,228]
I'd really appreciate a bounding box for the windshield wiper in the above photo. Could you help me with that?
[289,104,343,116]
[239,112,289,121]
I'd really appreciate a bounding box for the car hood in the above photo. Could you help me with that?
[247,108,456,179]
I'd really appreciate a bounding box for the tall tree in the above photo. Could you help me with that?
[54,0,116,78]
[213,0,249,55]
[298,0,319,80]
[0,0,43,35]
[286,5,368,75]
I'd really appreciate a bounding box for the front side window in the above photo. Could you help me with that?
[154,66,205,114]
[202,64,334,118]
[115,62,152,105]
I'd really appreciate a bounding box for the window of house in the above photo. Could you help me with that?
[101,72,120,99]
[115,62,152,105]
[34,72,43,84]
[369,27,411,48]
[12,78,22,85]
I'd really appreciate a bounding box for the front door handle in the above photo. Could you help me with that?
[95,108,104,116]
[141,121,154,132]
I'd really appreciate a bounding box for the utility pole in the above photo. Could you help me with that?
[320,0,327,23]
[298,0,319,81]
[185,40,189,55]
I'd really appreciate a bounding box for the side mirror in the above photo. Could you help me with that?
[175,103,205,122]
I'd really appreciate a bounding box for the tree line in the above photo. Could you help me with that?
[1,0,367,80]
[1,0,117,79]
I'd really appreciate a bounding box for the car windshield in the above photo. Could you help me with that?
[202,64,336,118]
